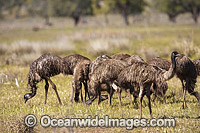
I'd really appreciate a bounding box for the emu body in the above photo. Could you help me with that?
[193,58,200,76]
[175,53,199,108]
[62,54,90,103]
[147,57,171,103]
[111,53,131,61]
[116,51,179,118]
[73,59,91,103]
[86,59,127,105]
[24,53,64,105]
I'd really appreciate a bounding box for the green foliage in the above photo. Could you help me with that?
[111,0,147,25]
[52,0,93,17]
[179,0,200,23]
[154,0,200,23]
[91,0,112,15]
[154,0,184,22]
[112,0,147,15]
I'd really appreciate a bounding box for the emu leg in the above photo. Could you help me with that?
[139,86,144,119]
[183,89,187,109]
[146,87,153,119]
[187,81,200,102]
[181,80,187,109]
[161,90,166,104]
[80,86,83,102]
[48,78,62,105]
[108,87,114,106]
[71,82,75,103]
[152,84,157,102]
[44,79,49,104]
[98,88,101,105]
[127,89,133,103]
[116,87,122,107]
[133,96,137,104]
[83,81,89,101]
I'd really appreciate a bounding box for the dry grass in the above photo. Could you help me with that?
[0,66,199,132]
[88,38,130,56]
[0,35,75,66]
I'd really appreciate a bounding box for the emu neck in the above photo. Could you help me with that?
[163,55,176,81]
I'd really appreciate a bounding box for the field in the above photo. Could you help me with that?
[0,17,200,132]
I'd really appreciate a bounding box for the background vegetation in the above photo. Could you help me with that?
[0,0,200,132]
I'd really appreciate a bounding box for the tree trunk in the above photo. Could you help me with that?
[123,13,129,25]
[44,15,52,26]
[104,14,109,24]
[168,14,177,23]
[15,4,22,19]
[73,16,80,26]
[192,13,198,23]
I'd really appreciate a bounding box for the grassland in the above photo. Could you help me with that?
[0,19,200,132]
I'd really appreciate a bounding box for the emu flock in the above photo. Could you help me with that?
[24,52,200,118]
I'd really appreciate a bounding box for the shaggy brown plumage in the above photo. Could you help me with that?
[193,58,200,76]
[125,55,145,65]
[147,57,171,103]
[175,53,199,108]
[72,54,111,103]
[62,54,90,103]
[89,55,112,78]
[62,54,90,75]
[86,59,128,105]
[24,53,65,105]
[111,53,131,61]
[72,60,91,103]
[147,57,171,71]
[115,51,179,118]
[121,55,145,103]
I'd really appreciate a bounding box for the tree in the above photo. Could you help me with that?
[154,0,184,22]
[52,0,93,26]
[91,0,112,24]
[27,0,54,25]
[0,0,9,18]
[110,0,147,25]
[180,0,200,23]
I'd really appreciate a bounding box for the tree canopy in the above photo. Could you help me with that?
[0,0,199,24]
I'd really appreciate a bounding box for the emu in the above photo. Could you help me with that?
[86,59,127,105]
[72,59,91,103]
[147,57,171,71]
[193,58,200,76]
[62,54,90,75]
[87,54,144,105]
[24,53,65,105]
[62,54,90,103]
[73,55,111,103]
[175,53,200,108]
[147,57,171,103]
[111,53,131,61]
[123,55,145,103]
[115,51,179,118]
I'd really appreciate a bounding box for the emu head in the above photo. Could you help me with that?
[24,93,32,103]
[171,51,180,60]
[25,72,38,103]
[73,81,81,102]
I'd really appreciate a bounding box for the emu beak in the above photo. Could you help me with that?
[175,54,181,57]
[25,99,28,103]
